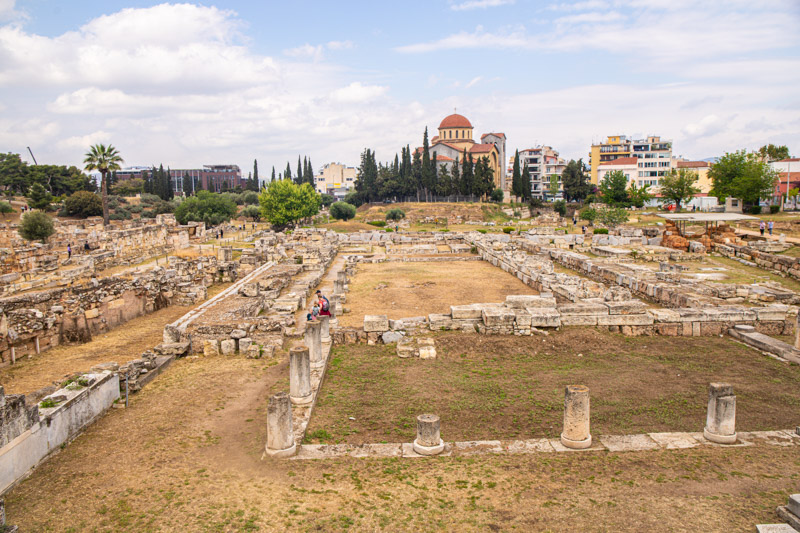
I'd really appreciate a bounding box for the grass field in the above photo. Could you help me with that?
[306,329,800,444]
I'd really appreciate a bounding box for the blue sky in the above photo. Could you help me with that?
[0,0,798,174]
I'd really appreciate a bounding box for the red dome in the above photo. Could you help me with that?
[439,113,472,129]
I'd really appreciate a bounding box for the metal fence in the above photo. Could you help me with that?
[396,195,483,203]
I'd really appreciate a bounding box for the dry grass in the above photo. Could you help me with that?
[338,260,538,327]
[307,329,800,444]
[5,348,799,532]
[0,304,196,395]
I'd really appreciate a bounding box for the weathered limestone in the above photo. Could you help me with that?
[413,414,445,455]
[203,339,219,356]
[417,338,437,359]
[795,311,800,350]
[265,392,296,458]
[304,321,323,368]
[560,385,592,449]
[319,315,331,344]
[238,337,253,354]
[289,347,312,405]
[704,383,737,444]
[364,315,389,332]
[220,339,236,356]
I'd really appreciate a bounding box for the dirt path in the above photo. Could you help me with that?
[5,351,798,531]
[0,303,197,395]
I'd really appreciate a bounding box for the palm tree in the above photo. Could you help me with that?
[83,144,123,226]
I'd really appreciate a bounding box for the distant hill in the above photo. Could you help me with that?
[699,157,719,163]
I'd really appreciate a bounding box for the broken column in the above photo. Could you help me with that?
[304,321,323,368]
[265,392,296,458]
[704,383,737,444]
[289,347,312,405]
[794,311,800,350]
[333,278,344,295]
[319,315,331,344]
[329,294,340,327]
[413,413,445,455]
[560,385,592,449]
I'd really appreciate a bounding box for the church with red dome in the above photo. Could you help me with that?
[423,113,506,190]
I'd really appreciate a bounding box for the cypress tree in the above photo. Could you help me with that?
[271,166,276,183]
[252,159,259,191]
[306,159,313,185]
[182,173,192,196]
[512,150,521,199]
[285,162,292,182]
[421,127,432,200]
[521,161,531,200]
[297,156,302,185]
[452,156,460,197]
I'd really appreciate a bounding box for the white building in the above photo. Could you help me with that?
[315,162,357,196]
[512,146,568,200]
[632,136,673,187]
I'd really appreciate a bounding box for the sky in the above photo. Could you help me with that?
[0,0,798,175]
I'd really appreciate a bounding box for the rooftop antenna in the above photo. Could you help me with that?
[26,146,38,165]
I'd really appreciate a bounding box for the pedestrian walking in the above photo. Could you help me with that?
[67,244,71,259]
[759,221,765,236]
[768,220,774,236]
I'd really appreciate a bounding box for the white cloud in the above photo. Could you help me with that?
[682,115,724,138]
[327,40,354,50]
[396,26,529,53]
[330,82,388,103]
[465,76,483,88]
[450,0,515,11]
[283,43,325,61]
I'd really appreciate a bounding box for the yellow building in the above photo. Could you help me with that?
[422,114,506,189]
[675,160,712,194]
[589,135,631,184]
[314,162,357,194]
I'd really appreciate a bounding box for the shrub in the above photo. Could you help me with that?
[175,191,238,226]
[129,204,143,214]
[367,220,386,227]
[593,228,609,234]
[529,198,544,208]
[769,205,780,214]
[490,188,504,203]
[477,229,488,234]
[64,191,103,218]
[19,211,55,242]
[141,210,157,219]
[343,191,363,207]
[749,205,762,215]
[320,194,335,207]
[579,206,597,223]
[139,193,161,205]
[150,200,175,215]
[502,227,514,234]
[240,205,261,221]
[553,200,567,217]
[329,201,357,221]
[596,206,629,227]
[238,191,259,206]
[0,201,14,219]
[110,208,131,220]
[384,227,393,232]
[385,208,406,221]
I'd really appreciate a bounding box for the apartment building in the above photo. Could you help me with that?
[116,164,243,193]
[511,146,567,200]
[589,135,672,186]
[315,162,357,197]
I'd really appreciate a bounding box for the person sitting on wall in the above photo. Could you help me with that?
[306,303,320,322]
[316,290,331,317]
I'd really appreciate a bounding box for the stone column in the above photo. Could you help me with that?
[319,315,331,344]
[704,383,737,444]
[412,413,444,455]
[265,392,296,458]
[304,321,323,368]
[794,311,800,350]
[560,385,592,449]
[333,279,344,295]
[289,347,312,405]
[329,294,340,327]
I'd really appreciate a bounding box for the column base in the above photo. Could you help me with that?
[321,336,331,344]
[310,361,326,369]
[264,442,297,458]
[704,427,737,444]
[413,438,444,456]
[560,433,592,450]
[290,394,313,406]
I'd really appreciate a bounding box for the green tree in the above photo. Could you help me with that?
[271,166,276,183]
[511,150,522,199]
[0,153,29,193]
[385,208,405,221]
[758,144,790,162]
[562,159,590,202]
[259,179,320,230]
[659,168,700,210]
[598,170,630,206]
[320,193,335,207]
[597,206,629,227]
[174,190,238,226]
[627,182,653,208]
[710,150,779,206]
[297,156,303,186]
[252,159,260,191]
[521,161,531,201]
[64,191,103,218]
[548,174,559,199]
[240,205,261,221]
[182,173,193,196]
[285,162,293,183]
[19,210,54,242]
[83,144,123,226]
[0,201,13,219]
[329,201,356,220]
[490,188,504,203]
[26,182,52,210]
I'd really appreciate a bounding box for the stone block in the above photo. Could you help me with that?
[246,344,262,359]
[648,309,681,322]
[239,338,253,353]
[560,315,598,326]
[505,295,557,309]
[84,308,100,319]
[513,309,532,328]
[429,313,455,330]
[597,314,654,326]
[604,300,647,315]
[153,342,191,356]
[396,338,417,358]
[482,308,516,327]
[203,339,219,356]
[364,315,389,332]
[230,329,247,339]
[786,493,800,517]
[382,331,404,344]
[450,304,483,319]
[220,339,236,355]
[528,308,561,328]
[557,302,608,316]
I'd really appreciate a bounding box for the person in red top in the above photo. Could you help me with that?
[316,290,331,316]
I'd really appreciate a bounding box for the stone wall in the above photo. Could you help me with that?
[0,386,39,448]
[715,243,800,281]
[0,255,227,365]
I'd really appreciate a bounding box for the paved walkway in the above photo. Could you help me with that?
[293,428,800,460]
[735,227,800,245]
